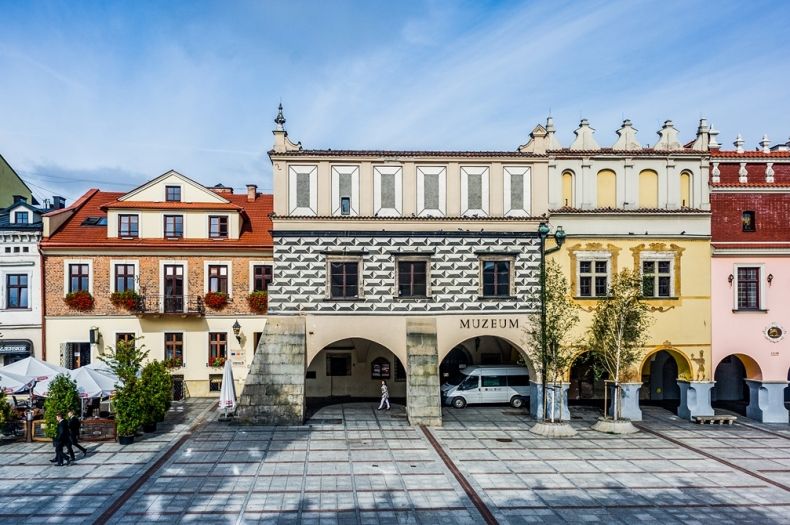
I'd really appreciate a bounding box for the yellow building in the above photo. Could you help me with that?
[547,118,714,420]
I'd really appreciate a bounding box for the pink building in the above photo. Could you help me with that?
[711,136,790,423]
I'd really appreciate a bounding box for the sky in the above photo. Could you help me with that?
[1,0,789,204]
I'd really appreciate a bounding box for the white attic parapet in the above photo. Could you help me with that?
[611,119,642,151]
[689,118,710,151]
[653,120,683,151]
[734,134,745,153]
[272,103,302,154]
[519,117,561,154]
[708,124,721,149]
[759,134,771,153]
[569,119,600,151]
[544,116,563,150]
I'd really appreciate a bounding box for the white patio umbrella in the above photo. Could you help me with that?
[84,361,114,376]
[0,370,36,395]
[1,357,68,381]
[218,359,237,416]
[34,367,119,398]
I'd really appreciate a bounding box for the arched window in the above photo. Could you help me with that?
[561,171,574,207]
[638,170,658,208]
[596,170,616,208]
[371,357,391,379]
[680,171,692,208]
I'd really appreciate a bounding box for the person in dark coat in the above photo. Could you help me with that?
[52,413,72,466]
[67,409,87,459]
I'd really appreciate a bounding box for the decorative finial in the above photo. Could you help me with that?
[274,103,286,131]
[759,134,771,153]
[734,134,744,153]
[709,124,720,149]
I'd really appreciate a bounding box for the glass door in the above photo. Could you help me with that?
[163,265,184,312]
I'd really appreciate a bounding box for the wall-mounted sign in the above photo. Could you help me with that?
[460,318,519,329]
[0,340,32,355]
[764,323,785,343]
[371,358,390,379]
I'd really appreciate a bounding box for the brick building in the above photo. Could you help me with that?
[710,136,790,422]
[41,171,273,396]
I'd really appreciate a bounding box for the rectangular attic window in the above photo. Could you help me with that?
[81,217,108,226]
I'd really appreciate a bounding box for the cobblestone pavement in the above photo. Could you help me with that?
[1,400,789,524]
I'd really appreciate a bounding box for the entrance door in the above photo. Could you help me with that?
[164,265,184,312]
[172,375,184,401]
[480,375,508,403]
[68,343,91,369]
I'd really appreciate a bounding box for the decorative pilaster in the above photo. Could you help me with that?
[406,319,442,426]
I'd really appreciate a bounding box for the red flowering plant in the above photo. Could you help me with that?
[247,291,268,313]
[110,290,142,311]
[204,292,229,310]
[163,357,183,369]
[210,356,226,368]
[64,290,94,311]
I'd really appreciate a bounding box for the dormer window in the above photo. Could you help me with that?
[118,215,139,237]
[209,216,228,238]
[14,211,28,224]
[166,186,181,202]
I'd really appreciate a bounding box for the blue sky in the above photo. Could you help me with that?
[1,0,789,204]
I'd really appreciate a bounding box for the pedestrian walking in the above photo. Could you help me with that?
[377,380,390,410]
[67,409,87,459]
[51,413,71,466]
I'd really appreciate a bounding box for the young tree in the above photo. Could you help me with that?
[102,337,149,439]
[526,259,580,422]
[0,390,17,433]
[43,374,79,438]
[140,360,173,425]
[587,268,653,421]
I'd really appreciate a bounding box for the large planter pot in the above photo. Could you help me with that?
[142,422,157,433]
[118,435,135,445]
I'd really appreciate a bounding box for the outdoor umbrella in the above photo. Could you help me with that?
[1,357,68,381]
[34,367,118,398]
[0,370,36,395]
[84,361,114,376]
[218,359,237,416]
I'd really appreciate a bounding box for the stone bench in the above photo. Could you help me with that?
[694,415,737,425]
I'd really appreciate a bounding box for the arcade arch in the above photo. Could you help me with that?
[712,353,762,414]
[639,348,693,411]
[439,334,537,383]
[305,337,407,413]
[567,350,609,404]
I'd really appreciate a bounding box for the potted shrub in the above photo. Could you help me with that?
[0,390,18,438]
[101,337,149,444]
[43,374,80,439]
[210,356,226,368]
[140,361,173,430]
[64,290,94,311]
[204,291,229,310]
[110,290,142,311]
[247,291,268,313]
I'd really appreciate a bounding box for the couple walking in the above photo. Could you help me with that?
[50,410,87,466]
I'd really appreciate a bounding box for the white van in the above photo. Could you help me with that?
[442,365,530,409]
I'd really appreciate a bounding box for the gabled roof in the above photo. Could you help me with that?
[118,170,231,203]
[41,189,273,249]
[0,201,45,231]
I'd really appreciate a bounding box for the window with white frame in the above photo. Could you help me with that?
[735,266,762,310]
[461,166,489,217]
[373,166,402,216]
[641,255,674,298]
[331,165,359,216]
[288,165,318,215]
[578,257,609,297]
[417,166,446,217]
[504,166,531,216]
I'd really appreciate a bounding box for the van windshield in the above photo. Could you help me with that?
[458,375,479,391]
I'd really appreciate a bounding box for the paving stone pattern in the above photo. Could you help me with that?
[1,400,790,524]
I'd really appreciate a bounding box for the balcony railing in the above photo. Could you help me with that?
[135,295,205,316]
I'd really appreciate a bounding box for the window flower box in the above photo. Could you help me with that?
[209,356,226,368]
[110,290,142,311]
[204,292,229,311]
[163,357,184,369]
[64,291,94,311]
[247,291,268,313]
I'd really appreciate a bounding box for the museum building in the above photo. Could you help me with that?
[238,107,562,426]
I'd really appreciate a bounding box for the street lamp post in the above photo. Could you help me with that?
[537,222,566,422]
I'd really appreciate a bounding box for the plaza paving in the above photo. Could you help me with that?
[0,399,789,524]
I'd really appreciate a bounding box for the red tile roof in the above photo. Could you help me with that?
[42,190,273,249]
[712,150,790,158]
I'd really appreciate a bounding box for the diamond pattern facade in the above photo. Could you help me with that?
[269,232,541,314]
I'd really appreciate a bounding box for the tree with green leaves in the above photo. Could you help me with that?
[587,268,653,421]
[43,374,79,438]
[0,390,16,432]
[102,337,149,438]
[140,360,173,425]
[526,259,581,422]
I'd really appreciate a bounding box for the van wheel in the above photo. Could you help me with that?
[510,396,525,408]
[451,397,467,409]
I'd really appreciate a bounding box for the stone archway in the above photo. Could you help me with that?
[712,354,761,415]
[567,350,609,405]
[639,348,694,412]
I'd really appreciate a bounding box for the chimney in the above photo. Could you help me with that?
[246,184,258,202]
[12,195,26,204]
[53,196,66,209]
[209,184,233,194]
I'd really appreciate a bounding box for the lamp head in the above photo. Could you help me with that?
[232,320,241,341]
[554,226,566,247]
[538,222,550,239]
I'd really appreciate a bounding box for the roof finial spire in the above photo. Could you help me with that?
[274,102,286,131]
